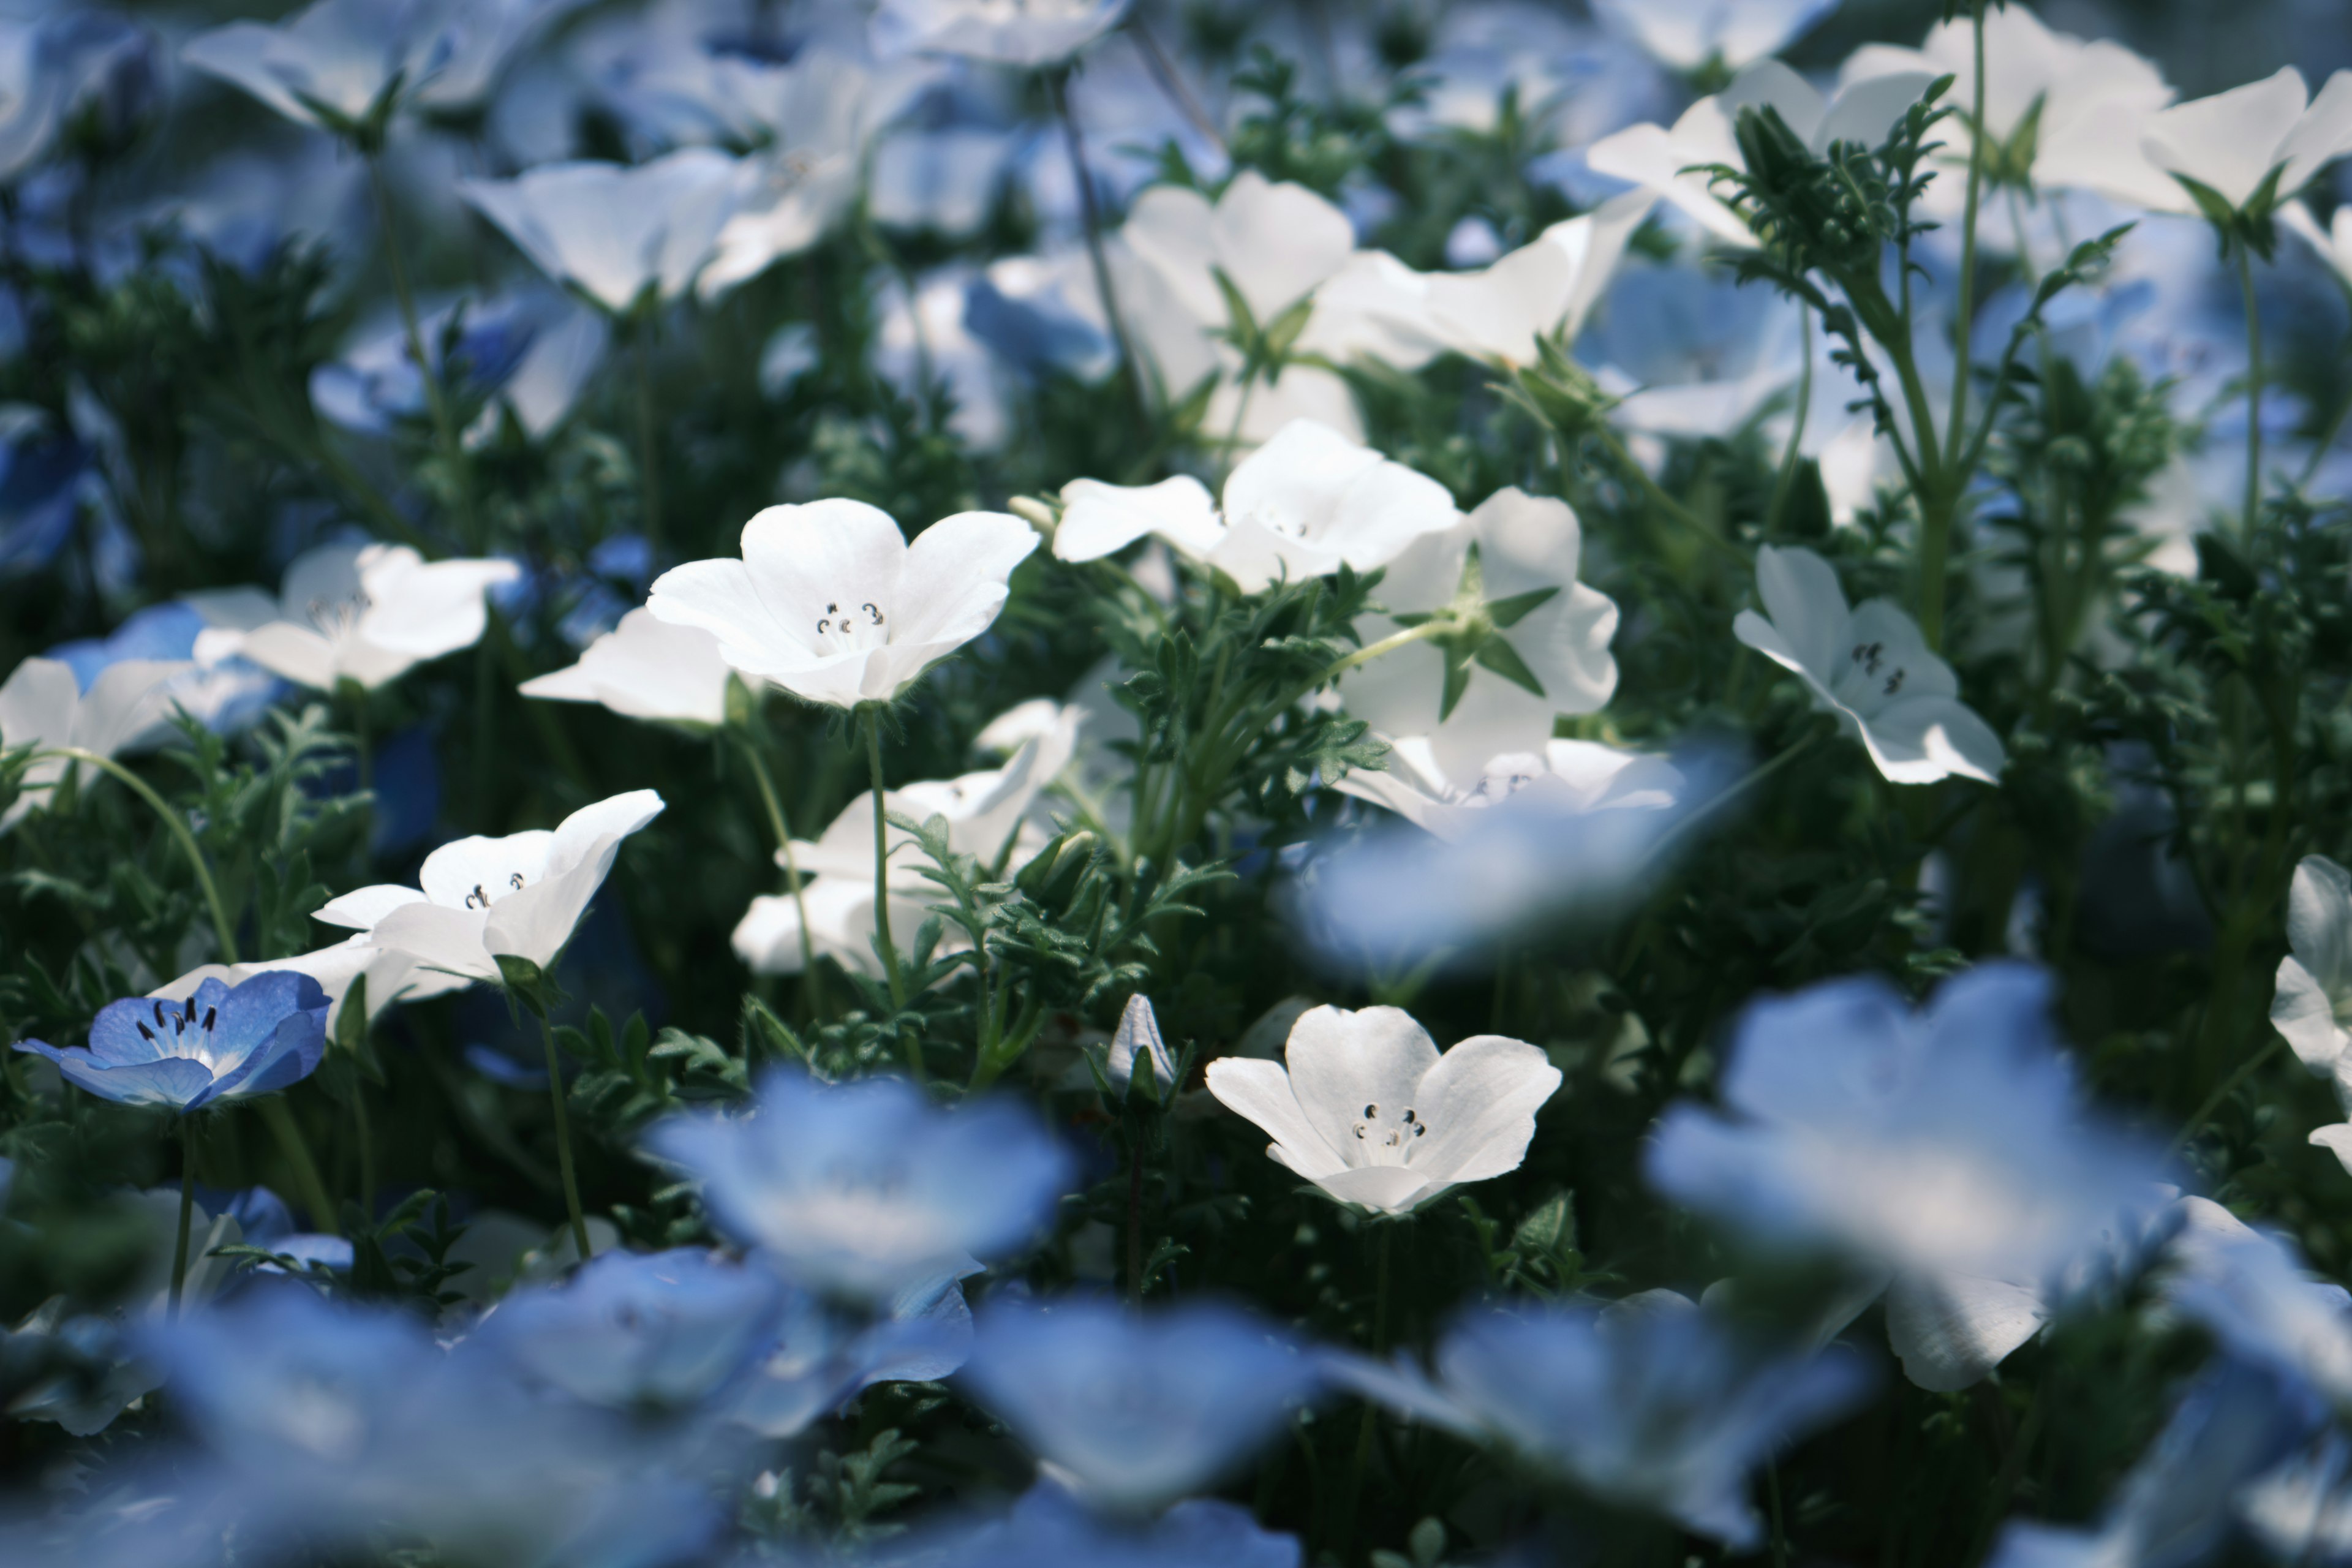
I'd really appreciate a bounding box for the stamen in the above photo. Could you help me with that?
[153,1001,167,1029]
[509,872,525,891]
[137,1022,156,1044]
[466,884,489,910]
[862,602,884,625]
[203,1008,216,1031]
[184,997,198,1025]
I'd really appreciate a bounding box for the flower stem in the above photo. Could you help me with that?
[739,734,821,1003]
[1050,67,1148,429]
[864,709,908,1014]
[1592,422,1743,563]
[1942,0,1989,477]
[2236,242,2264,534]
[258,1095,337,1238]
[2169,1032,2288,1159]
[42,748,237,962]
[538,1009,592,1262]
[368,153,476,549]
[168,1116,195,1318]
[1126,1135,1146,1305]
[634,320,665,559]
[1340,1221,1395,1553]
[1765,307,1813,536]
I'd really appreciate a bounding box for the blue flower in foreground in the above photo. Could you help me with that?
[1646,963,2163,1283]
[960,1296,1319,1512]
[1327,1294,1871,1548]
[48,601,282,735]
[15,972,328,1112]
[2166,1222,2352,1405]
[725,1265,979,1438]
[645,1069,1075,1298]
[912,1482,1302,1568]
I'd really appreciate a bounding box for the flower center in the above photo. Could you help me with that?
[137,995,230,1077]
[1349,1100,1431,1167]
[305,592,371,643]
[812,598,889,656]
[462,871,528,910]
[1845,641,1907,701]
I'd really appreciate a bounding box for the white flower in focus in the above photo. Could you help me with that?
[1206,1005,1561,1215]
[315,790,664,982]
[182,0,457,137]
[873,0,1131,67]
[461,151,747,315]
[646,500,1038,710]
[0,657,192,831]
[2135,67,2352,218]
[1586,61,1936,247]
[1335,739,1684,845]
[1733,545,2005,786]
[185,543,519,693]
[1588,0,1840,74]
[154,938,468,1038]
[520,609,739,729]
[1337,489,1618,779]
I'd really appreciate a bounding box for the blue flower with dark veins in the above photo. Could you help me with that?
[15,971,328,1112]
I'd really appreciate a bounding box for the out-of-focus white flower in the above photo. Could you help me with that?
[2135,67,2352,218]
[519,608,739,728]
[316,790,665,982]
[0,11,157,184]
[1733,545,2005,786]
[1587,61,1936,247]
[461,150,746,315]
[0,656,190,831]
[734,876,944,979]
[964,250,1117,383]
[1335,739,1683,845]
[2283,201,2352,287]
[182,0,458,138]
[186,543,519,694]
[647,500,1038,710]
[872,265,1012,450]
[1207,1005,1560,1215]
[873,0,1131,68]
[1336,489,1617,777]
[1588,0,1841,75]
[1581,260,1805,443]
[2267,856,2352,1179]
[154,938,467,1038]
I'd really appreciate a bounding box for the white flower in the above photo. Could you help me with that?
[1588,0,1839,74]
[1335,489,1618,778]
[461,150,747,315]
[0,657,192,831]
[873,0,1131,68]
[1733,545,2005,786]
[2136,67,2352,217]
[1587,61,1936,247]
[519,608,739,729]
[1304,194,1656,372]
[1054,420,1460,593]
[2284,201,2352,287]
[1205,1005,1560,1215]
[182,0,457,137]
[154,938,468,1038]
[735,878,944,979]
[2267,856,2352,1178]
[1335,739,1684,844]
[1105,994,1178,1093]
[185,543,519,693]
[315,790,664,982]
[647,500,1038,710]
[1110,171,1365,445]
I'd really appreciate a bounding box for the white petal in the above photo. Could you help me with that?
[1211,170,1357,325]
[2272,958,2351,1075]
[1406,1035,1561,1186]
[1054,476,1222,563]
[1282,1005,1443,1159]
[2143,67,2308,208]
[1310,1165,1436,1214]
[2289,857,2352,992]
[314,884,428,932]
[1885,1273,2048,1392]
[1752,545,1848,678]
[1859,695,2007,786]
[1206,1057,1348,1180]
[369,900,499,983]
[893,511,1039,647]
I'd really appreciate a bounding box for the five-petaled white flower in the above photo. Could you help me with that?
[2135,67,2352,219]
[1334,738,1684,844]
[154,938,468,1038]
[648,500,1038,711]
[181,0,456,137]
[1587,0,1839,75]
[186,542,519,694]
[519,608,740,729]
[872,0,1131,68]
[461,150,748,315]
[0,657,192,831]
[1206,1005,1560,1215]
[1733,545,2005,786]
[1054,420,1460,593]
[315,790,665,982]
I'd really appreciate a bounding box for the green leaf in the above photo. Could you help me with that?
[1473,633,1548,699]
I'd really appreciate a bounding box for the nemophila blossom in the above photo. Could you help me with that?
[646,1070,1074,1298]
[1104,993,1178,1093]
[735,876,937,979]
[0,655,190,829]
[461,150,747,315]
[873,0,1132,67]
[647,500,1038,710]
[1735,545,2007,786]
[186,541,519,694]
[1336,489,1618,778]
[519,608,737,728]
[961,1297,1315,1512]
[1328,1295,1871,1550]
[728,1268,979,1438]
[2277,857,2352,1177]
[15,972,327,1112]
[2166,1224,2352,1404]
[181,0,458,138]
[2132,67,2352,221]
[48,603,279,737]
[2285,200,2352,286]
[155,937,467,1038]
[315,790,664,982]
[0,12,156,184]
[1206,1005,1560,1215]
[1334,738,1686,844]
[1646,964,2163,1284]
[929,1483,1305,1568]
[311,290,609,447]
[1587,0,1841,75]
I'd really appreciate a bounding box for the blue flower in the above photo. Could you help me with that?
[646,1069,1074,1299]
[2166,1219,2352,1406]
[15,972,329,1113]
[911,1482,1303,1568]
[1645,963,2164,1283]
[1328,1294,1871,1549]
[0,413,90,578]
[725,1266,979,1438]
[48,601,283,736]
[959,1296,1318,1512]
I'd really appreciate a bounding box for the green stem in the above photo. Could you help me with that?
[257,1095,337,1238]
[739,735,821,993]
[634,320,665,559]
[367,153,475,548]
[1050,67,1148,428]
[1942,0,1989,476]
[2237,243,2264,534]
[2170,1033,2288,1159]
[1765,307,1814,536]
[41,748,236,962]
[1593,423,1743,562]
[1340,1221,1395,1553]
[354,1087,375,1223]
[538,1009,592,1262]
[169,1117,195,1317]
[864,709,908,1012]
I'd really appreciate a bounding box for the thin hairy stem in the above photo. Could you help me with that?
[538,1009,592,1261]
[40,748,236,962]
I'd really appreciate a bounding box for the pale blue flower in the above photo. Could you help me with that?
[48,603,281,735]
[960,1296,1317,1512]
[1646,963,2164,1283]
[911,1482,1302,1568]
[2166,1223,2352,1405]
[646,1069,1074,1299]
[461,151,747,315]
[15,973,329,1113]
[725,1267,978,1438]
[181,0,459,138]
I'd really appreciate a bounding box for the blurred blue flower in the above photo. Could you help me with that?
[311,290,609,446]
[1327,1294,1871,1549]
[0,408,90,577]
[2167,1223,2352,1406]
[15,972,328,1112]
[959,1296,1317,1512]
[965,252,1115,382]
[913,1482,1303,1568]
[1646,963,2164,1283]
[646,1069,1074,1299]
[209,1184,353,1275]
[725,1265,978,1438]
[0,11,158,183]
[48,602,283,735]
